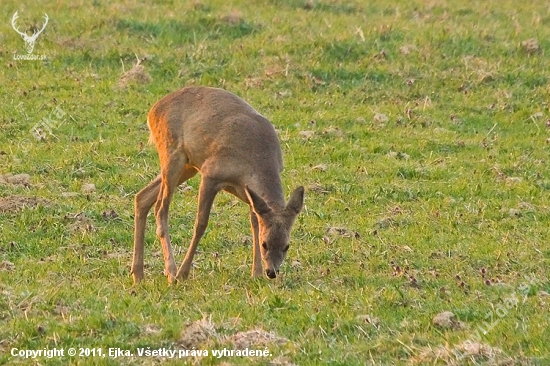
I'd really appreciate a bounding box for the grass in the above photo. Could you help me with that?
[1,0,549,364]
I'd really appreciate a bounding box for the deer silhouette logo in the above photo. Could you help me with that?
[11,12,49,54]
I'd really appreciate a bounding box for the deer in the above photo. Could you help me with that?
[11,12,49,54]
[131,86,305,284]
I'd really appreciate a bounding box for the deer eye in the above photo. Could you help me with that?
[283,245,289,253]
[262,242,267,250]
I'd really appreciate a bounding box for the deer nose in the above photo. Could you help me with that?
[266,269,277,279]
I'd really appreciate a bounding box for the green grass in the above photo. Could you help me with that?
[1,0,549,364]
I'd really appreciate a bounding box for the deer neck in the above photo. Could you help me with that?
[250,169,286,211]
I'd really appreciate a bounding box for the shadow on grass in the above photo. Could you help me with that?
[269,0,361,14]
[116,17,259,43]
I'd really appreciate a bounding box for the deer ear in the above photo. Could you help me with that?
[245,186,272,216]
[286,186,305,215]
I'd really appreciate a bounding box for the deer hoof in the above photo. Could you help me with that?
[131,268,144,284]
[175,269,190,281]
[167,276,178,285]
[165,267,178,284]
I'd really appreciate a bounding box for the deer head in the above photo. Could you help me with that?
[12,12,49,54]
[246,186,305,279]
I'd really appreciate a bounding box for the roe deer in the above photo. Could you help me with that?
[132,86,304,284]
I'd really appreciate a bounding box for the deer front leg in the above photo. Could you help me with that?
[176,177,218,280]
[132,175,162,283]
[250,210,263,277]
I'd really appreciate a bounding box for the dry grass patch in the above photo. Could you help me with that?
[64,212,95,233]
[227,329,290,349]
[410,341,522,365]
[176,317,293,361]
[117,57,152,88]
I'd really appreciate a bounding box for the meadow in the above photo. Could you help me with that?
[1,0,549,364]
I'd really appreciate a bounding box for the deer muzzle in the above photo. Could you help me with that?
[265,268,279,279]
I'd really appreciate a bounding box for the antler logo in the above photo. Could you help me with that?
[11,11,49,54]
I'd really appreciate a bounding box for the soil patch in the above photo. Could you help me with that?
[0,173,31,187]
[0,195,48,213]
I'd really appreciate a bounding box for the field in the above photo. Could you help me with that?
[1,0,549,364]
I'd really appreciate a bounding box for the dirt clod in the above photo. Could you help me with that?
[310,164,327,172]
[81,183,96,193]
[356,314,380,327]
[65,212,94,233]
[0,261,15,272]
[432,311,464,329]
[0,173,31,186]
[221,11,243,25]
[142,324,161,335]
[306,182,330,194]
[0,196,48,213]
[521,38,540,54]
[178,317,217,349]
[269,357,298,366]
[299,130,315,140]
[327,226,360,239]
[413,341,513,365]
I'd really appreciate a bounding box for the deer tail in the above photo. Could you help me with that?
[147,117,156,145]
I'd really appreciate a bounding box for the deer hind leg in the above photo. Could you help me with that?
[132,165,198,284]
[154,155,191,284]
[132,175,162,283]
[176,177,219,280]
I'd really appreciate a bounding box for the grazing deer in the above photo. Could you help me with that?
[11,12,49,54]
[132,87,304,283]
